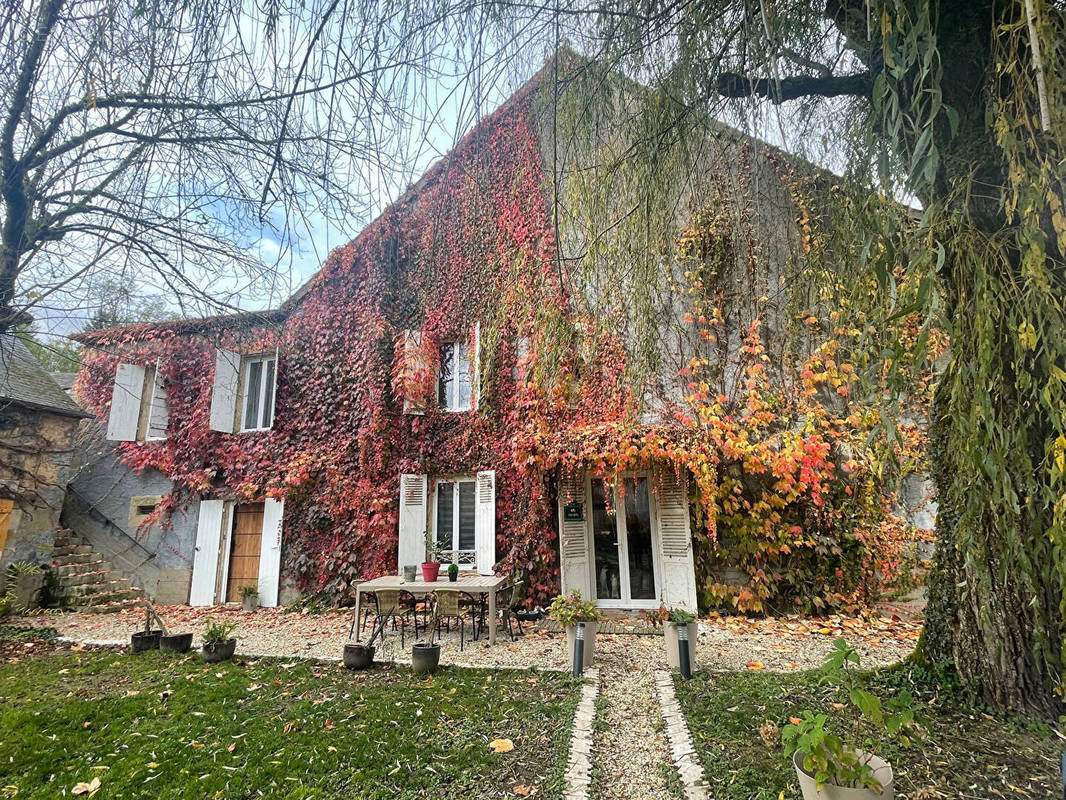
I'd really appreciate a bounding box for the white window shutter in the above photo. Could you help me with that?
[471,321,481,410]
[145,358,169,440]
[655,469,698,611]
[209,349,240,432]
[190,499,224,606]
[475,469,496,575]
[397,473,427,572]
[258,498,284,607]
[106,363,145,441]
[400,331,427,415]
[558,472,592,597]
[266,346,279,428]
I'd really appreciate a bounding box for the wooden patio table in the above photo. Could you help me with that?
[354,573,508,645]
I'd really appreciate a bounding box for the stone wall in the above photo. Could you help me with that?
[0,404,80,573]
[61,422,198,604]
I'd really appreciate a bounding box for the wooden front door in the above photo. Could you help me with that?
[226,502,264,602]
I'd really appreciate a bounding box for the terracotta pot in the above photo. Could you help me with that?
[663,621,698,670]
[343,643,375,670]
[411,642,440,675]
[160,632,193,653]
[421,562,441,582]
[242,594,258,612]
[564,622,597,666]
[202,639,237,663]
[131,630,162,652]
[793,750,894,800]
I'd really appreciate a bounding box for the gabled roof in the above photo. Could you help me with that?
[0,335,92,418]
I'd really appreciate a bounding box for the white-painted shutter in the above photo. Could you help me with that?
[190,499,224,606]
[106,362,145,441]
[655,469,698,610]
[258,498,284,607]
[209,349,240,432]
[475,469,496,575]
[558,472,592,597]
[397,473,427,572]
[400,331,427,415]
[471,322,481,411]
[145,358,169,440]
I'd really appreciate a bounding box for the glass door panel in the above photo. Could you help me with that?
[590,478,621,600]
[623,477,655,600]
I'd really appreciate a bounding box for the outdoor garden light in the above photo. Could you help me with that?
[677,623,691,680]
[573,621,585,677]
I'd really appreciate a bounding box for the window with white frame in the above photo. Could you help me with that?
[240,354,276,431]
[437,342,472,412]
[434,477,476,567]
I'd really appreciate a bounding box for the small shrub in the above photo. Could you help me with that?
[237,584,259,599]
[547,590,603,627]
[202,618,237,644]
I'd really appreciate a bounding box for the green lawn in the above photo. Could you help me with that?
[674,664,1062,799]
[0,631,580,799]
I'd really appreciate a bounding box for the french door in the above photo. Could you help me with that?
[589,474,660,608]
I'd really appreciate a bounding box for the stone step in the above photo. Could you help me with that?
[65,579,133,598]
[54,561,109,579]
[70,588,142,607]
[53,534,86,550]
[80,599,142,614]
[52,544,93,558]
[52,552,95,567]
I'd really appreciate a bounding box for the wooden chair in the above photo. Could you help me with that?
[432,590,477,651]
[372,589,422,647]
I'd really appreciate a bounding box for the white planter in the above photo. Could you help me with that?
[564,622,597,666]
[793,750,894,800]
[663,621,698,670]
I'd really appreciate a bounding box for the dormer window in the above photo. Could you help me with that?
[437,342,472,412]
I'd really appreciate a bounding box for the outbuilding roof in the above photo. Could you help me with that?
[0,335,92,418]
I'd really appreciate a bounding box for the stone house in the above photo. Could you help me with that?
[0,335,91,572]
[67,56,927,613]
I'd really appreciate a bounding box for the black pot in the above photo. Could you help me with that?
[343,643,375,669]
[448,572,458,582]
[160,632,193,653]
[202,639,237,663]
[515,609,542,622]
[131,630,162,652]
[411,642,441,675]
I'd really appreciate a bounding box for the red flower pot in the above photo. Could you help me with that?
[421,562,441,582]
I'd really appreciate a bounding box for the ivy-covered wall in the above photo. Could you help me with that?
[73,61,928,612]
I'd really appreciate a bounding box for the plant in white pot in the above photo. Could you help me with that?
[783,639,918,800]
[645,603,698,669]
[548,590,604,666]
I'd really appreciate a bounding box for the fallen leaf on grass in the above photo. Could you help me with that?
[72,777,101,795]
[513,784,536,796]
[488,739,514,753]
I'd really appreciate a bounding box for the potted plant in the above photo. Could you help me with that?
[411,640,441,675]
[5,562,44,612]
[201,618,238,662]
[646,604,698,669]
[420,529,443,582]
[447,563,459,582]
[238,584,259,612]
[783,639,916,800]
[548,590,604,666]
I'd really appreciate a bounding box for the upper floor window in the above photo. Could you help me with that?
[240,354,276,431]
[437,342,472,412]
[105,360,168,442]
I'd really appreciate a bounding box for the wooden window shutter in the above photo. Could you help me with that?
[106,363,145,441]
[654,468,698,610]
[558,472,592,597]
[400,330,428,415]
[190,499,225,606]
[145,358,169,441]
[266,346,279,428]
[257,498,284,607]
[474,469,496,575]
[209,349,241,432]
[397,473,427,573]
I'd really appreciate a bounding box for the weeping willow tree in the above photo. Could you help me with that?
[527,0,1063,714]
